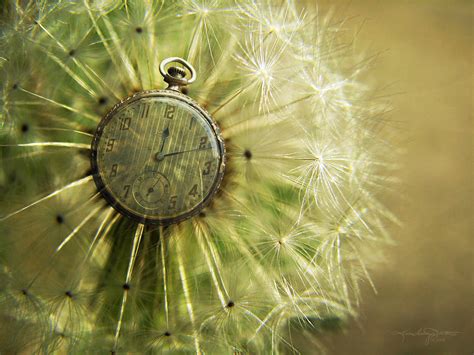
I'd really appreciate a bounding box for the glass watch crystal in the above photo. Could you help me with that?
[91,58,225,225]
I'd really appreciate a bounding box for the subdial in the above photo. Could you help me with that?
[132,171,170,209]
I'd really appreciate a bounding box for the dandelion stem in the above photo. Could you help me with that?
[68,208,117,287]
[222,93,315,136]
[85,1,139,89]
[35,20,68,52]
[114,223,144,350]
[102,16,140,89]
[83,208,117,261]
[210,85,250,117]
[34,18,124,100]
[0,142,90,149]
[19,88,99,123]
[160,226,170,328]
[176,237,201,353]
[198,37,238,101]
[0,176,93,222]
[195,223,227,308]
[45,50,98,98]
[23,195,102,288]
[186,18,204,65]
[35,127,94,137]
[55,204,103,252]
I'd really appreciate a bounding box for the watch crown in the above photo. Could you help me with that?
[160,57,197,92]
[167,66,186,79]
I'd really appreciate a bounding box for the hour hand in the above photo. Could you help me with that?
[162,127,169,139]
[155,127,170,161]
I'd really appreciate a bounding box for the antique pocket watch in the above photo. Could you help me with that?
[91,57,225,225]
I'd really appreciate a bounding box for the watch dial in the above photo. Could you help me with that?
[91,91,225,224]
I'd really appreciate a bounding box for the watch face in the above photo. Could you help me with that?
[91,90,225,225]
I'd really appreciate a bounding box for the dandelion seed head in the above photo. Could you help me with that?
[0,0,395,352]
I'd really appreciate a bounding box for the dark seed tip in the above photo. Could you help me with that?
[244,149,252,160]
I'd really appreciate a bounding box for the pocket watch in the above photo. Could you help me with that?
[91,57,226,225]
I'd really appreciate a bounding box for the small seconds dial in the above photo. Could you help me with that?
[91,90,225,225]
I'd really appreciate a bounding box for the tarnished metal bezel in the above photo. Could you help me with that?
[90,89,226,226]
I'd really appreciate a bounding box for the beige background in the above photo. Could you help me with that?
[300,0,473,354]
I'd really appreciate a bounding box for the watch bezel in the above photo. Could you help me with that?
[90,89,226,225]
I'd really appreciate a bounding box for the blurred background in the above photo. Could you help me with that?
[300,0,473,354]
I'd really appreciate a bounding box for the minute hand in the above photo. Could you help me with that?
[162,147,211,158]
